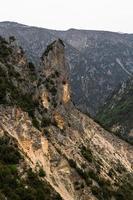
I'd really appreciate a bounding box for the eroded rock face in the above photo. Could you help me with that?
[40,39,71,106]
[1,38,133,200]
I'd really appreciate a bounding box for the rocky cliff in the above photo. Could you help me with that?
[1,37,133,200]
[1,22,133,116]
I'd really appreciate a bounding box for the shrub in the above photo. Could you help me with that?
[28,62,35,72]
[81,146,93,163]
[50,86,57,96]
[9,36,16,42]
[68,159,92,186]
[91,186,103,200]
[68,159,77,168]
[55,70,60,77]
[39,168,46,177]
[0,136,21,164]
[41,115,51,127]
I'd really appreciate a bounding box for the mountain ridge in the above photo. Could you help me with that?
[0,21,133,116]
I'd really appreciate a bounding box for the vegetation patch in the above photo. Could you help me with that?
[0,134,62,200]
[81,145,93,163]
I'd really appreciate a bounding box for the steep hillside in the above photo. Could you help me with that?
[96,77,133,145]
[1,37,133,200]
[0,36,62,200]
[0,22,133,116]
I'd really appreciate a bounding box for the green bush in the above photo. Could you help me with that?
[0,38,12,59]
[41,115,51,127]
[115,173,133,200]
[0,136,21,164]
[49,86,57,96]
[91,186,103,200]
[55,70,60,77]
[39,168,46,177]
[81,146,93,163]
[68,159,77,168]
[0,135,62,200]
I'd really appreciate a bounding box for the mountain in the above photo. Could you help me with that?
[1,36,133,200]
[96,77,133,145]
[0,22,133,116]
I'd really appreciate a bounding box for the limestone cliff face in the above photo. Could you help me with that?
[1,38,133,200]
[35,39,71,130]
[40,39,70,106]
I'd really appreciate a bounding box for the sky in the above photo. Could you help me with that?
[0,0,133,33]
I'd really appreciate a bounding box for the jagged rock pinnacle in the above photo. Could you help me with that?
[41,39,65,60]
[41,39,68,76]
[37,39,71,115]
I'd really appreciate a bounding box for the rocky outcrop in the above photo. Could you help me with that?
[1,38,133,200]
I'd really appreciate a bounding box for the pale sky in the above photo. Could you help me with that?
[0,0,133,33]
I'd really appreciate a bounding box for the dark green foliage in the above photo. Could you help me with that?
[68,159,92,186]
[52,101,57,108]
[0,135,21,164]
[58,39,65,47]
[43,74,58,99]
[49,86,57,96]
[0,75,7,103]
[45,77,57,95]
[39,168,46,177]
[68,161,114,200]
[91,186,103,200]
[74,181,84,190]
[55,70,60,78]
[50,74,56,79]
[43,129,50,138]
[0,38,38,129]
[0,135,62,200]
[0,37,12,60]
[115,173,133,200]
[62,80,66,85]
[81,146,93,163]
[9,36,16,43]
[108,168,116,178]
[91,177,113,200]
[0,62,39,129]
[97,98,133,128]
[42,40,56,58]
[7,64,20,77]
[0,36,8,44]
[26,169,62,200]
[115,161,127,174]
[68,159,77,168]
[28,62,37,81]
[28,62,35,72]
[41,115,51,127]
[41,39,64,58]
